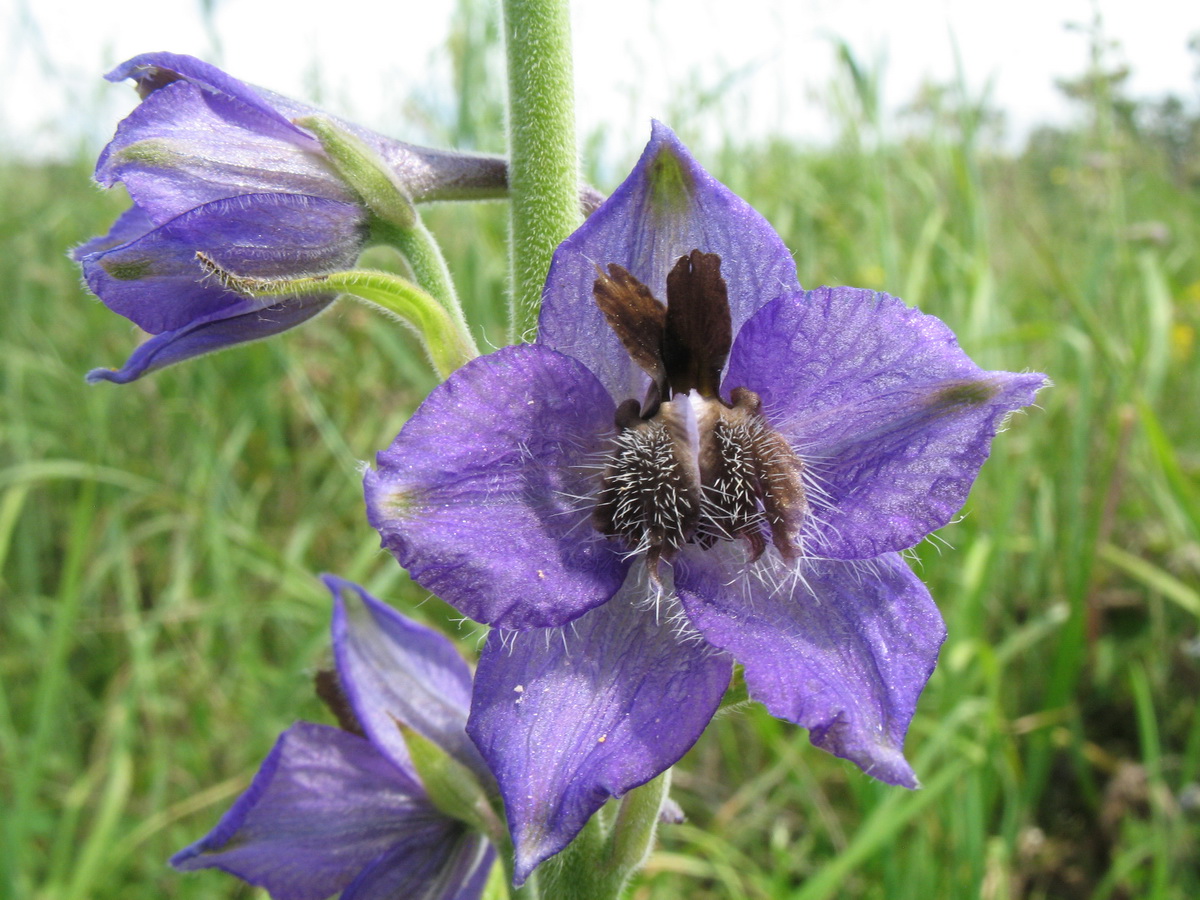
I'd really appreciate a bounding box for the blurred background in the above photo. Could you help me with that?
[2,0,1198,897]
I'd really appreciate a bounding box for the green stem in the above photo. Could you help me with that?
[373,219,473,340]
[534,773,670,900]
[606,770,670,880]
[493,823,539,900]
[536,813,612,900]
[502,0,581,341]
[195,254,477,378]
[296,115,475,346]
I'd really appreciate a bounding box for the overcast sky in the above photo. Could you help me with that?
[3,0,1197,162]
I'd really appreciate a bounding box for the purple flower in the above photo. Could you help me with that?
[77,53,506,383]
[171,576,495,900]
[364,123,1046,881]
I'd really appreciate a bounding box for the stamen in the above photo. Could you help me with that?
[593,412,701,575]
[591,251,809,567]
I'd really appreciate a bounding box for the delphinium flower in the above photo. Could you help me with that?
[77,52,507,383]
[171,575,496,899]
[364,122,1047,882]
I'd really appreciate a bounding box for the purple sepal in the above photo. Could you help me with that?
[538,120,799,402]
[85,294,334,384]
[325,575,493,784]
[725,288,1048,558]
[106,51,314,142]
[677,547,945,788]
[97,80,349,224]
[365,344,629,630]
[467,576,731,883]
[102,52,507,207]
[78,192,363,334]
[170,721,475,900]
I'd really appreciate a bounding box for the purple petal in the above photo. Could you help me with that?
[467,578,732,883]
[97,80,352,224]
[343,835,494,900]
[104,52,507,207]
[677,546,945,788]
[171,721,451,900]
[79,192,364,334]
[325,575,491,783]
[538,121,798,402]
[725,288,1048,558]
[365,344,628,630]
[85,294,334,384]
[107,52,313,142]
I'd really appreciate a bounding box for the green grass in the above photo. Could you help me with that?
[3,55,1200,900]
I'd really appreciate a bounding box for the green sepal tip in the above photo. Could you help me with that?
[296,115,418,230]
[397,723,505,846]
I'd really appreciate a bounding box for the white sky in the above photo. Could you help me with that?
[3,0,1197,163]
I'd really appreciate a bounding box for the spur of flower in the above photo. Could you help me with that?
[171,576,496,900]
[365,122,1046,881]
[76,52,505,383]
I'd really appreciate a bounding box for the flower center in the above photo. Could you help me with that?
[591,250,807,572]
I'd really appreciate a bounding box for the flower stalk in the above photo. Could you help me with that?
[195,254,478,378]
[373,217,471,336]
[502,0,581,341]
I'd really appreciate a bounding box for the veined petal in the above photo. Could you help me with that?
[365,344,628,630]
[341,831,494,900]
[676,547,945,788]
[79,192,364,334]
[85,294,334,384]
[105,52,508,206]
[326,575,491,782]
[725,288,1047,558]
[98,80,351,224]
[107,52,315,143]
[171,722,440,900]
[538,121,798,401]
[467,576,731,884]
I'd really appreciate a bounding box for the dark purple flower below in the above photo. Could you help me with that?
[364,123,1047,881]
[171,576,495,900]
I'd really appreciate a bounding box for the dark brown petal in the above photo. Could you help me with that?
[663,250,732,398]
[593,263,668,394]
[313,668,366,738]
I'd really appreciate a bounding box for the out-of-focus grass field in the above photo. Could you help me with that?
[3,13,1200,900]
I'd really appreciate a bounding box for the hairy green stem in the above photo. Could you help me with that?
[297,115,474,344]
[195,254,477,378]
[606,770,670,880]
[373,219,473,340]
[534,773,670,900]
[502,0,581,341]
